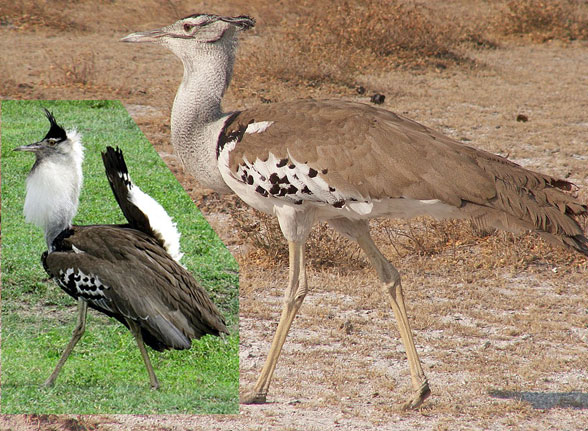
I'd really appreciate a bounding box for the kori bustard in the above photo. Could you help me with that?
[122,14,588,409]
[15,110,228,389]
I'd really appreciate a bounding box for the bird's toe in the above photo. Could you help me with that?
[401,381,431,411]
[240,389,268,404]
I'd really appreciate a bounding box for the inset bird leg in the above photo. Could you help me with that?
[44,298,88,387]
[126,318,160,390]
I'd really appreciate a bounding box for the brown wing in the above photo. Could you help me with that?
[221,99,587,254]
[44,225,228,351]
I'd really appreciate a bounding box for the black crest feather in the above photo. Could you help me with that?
[182,13,255,31]
[221,15,255,30]
[43,109,67,142]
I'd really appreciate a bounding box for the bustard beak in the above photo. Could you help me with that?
[14,142,43,152]
[120,29,167,43]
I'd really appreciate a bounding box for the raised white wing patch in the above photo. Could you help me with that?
[245,121,274,134]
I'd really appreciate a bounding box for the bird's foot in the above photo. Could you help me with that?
[43,372,59,388]
[240,389,267,404]
[42,378,56,388]
[401,380,431,411]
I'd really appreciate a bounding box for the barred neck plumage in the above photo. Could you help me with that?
[121,14,254,193]
[169,36,237,193]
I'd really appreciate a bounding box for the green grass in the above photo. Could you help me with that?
[0,100,239,414]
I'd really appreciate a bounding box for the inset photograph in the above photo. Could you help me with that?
[1,100,239,414]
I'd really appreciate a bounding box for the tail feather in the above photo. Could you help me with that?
[461,151,588,256]
[101,146,150,231]
[101,146,184,262]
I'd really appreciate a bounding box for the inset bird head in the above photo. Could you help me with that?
[14,109,82,164]
[14,109,84,248]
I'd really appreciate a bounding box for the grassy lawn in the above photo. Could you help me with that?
[1,100,239,414]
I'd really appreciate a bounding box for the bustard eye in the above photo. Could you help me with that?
[48,138,58,146]
[183,23,195,33]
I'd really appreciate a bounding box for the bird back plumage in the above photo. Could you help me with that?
[220,99,588,255]
[102,146,184,263]
[44,225,228,351]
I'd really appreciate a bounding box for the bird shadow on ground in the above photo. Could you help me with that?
[489,390,588,410]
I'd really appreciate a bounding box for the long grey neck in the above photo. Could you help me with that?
[170,46,235,193]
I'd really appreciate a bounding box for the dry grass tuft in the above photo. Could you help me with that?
[232,207,288,261]
[232,207,587,278]
[494,0,588,41]
[239,0,485,95]
[49,51,97,86]
[293,0,462,67]
[0,0,87,32]
[372,218,483,258]
[231,207,367,271]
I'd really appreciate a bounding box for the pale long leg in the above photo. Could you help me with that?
[241,240,307,404]
[44,298,88,387]
[330,219,430,409]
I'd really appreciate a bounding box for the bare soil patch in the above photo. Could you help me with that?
[1,1,587,430]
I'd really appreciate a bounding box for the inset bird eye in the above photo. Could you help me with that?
[183,23,194,33]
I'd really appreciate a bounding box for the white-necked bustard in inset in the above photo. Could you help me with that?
[15,110,228,389]
[122,15,588,409]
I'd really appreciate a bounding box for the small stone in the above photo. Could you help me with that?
[340,320,353,334]
[370,93,385,104]
[516,114,528,122]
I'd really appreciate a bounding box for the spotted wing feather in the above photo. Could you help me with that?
[44,225,228,351]
[219,99,588,255]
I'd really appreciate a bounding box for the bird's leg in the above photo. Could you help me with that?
[330,219,430,410]
[44,298,88,387]
[241,240,308,404]
[357,232,430,409]
[125,318,160,389]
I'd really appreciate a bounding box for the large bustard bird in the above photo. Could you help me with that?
[15,110,228,389]
[122,14,588,408]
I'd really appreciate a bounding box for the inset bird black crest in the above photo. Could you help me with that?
[43,109,67,142]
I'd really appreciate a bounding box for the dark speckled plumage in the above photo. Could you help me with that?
[43,224,227,351]
[220,99,588,254]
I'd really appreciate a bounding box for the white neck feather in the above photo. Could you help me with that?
[24,130,84,250]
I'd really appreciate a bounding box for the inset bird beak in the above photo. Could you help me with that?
[120,28,167,43]
[14,142,43,152]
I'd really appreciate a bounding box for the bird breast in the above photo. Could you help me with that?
[24,159,81,232]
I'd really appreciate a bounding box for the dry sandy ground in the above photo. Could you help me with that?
[1,1,588,430]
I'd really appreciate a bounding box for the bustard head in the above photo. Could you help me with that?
[121,13,254,57]
[121,14,256,193]
[15,110,84,250]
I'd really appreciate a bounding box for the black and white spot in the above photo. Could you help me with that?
[58,268,113,311]
[218,120,376,215]
[234,151,348,207]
